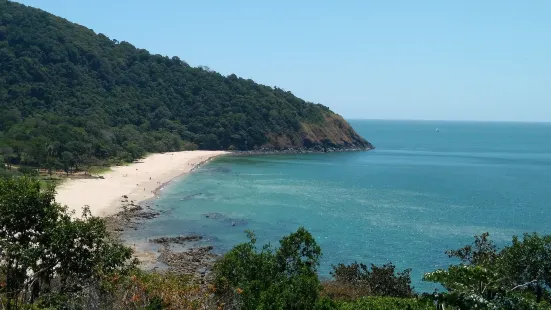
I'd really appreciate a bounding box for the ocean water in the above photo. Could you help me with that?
[129,120,551,292]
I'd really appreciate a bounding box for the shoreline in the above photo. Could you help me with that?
[55,146,371,218]
[59,147,372,280]
[55,150,229,218]
[151,154,222,197]
[230,145,374,156]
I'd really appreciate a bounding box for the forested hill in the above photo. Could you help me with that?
[0,1,372,168]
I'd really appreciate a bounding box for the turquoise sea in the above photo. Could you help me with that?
[130,120,551,292]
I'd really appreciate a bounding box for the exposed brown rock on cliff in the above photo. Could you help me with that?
[264,112,373,151]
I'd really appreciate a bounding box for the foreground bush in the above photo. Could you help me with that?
[213,228,323,310]
[324,262,414,301]
[337,296,433,310]
[93,270,212,310]
[0,177,134,309]
[425,232,551,309]
[212,228,422,310]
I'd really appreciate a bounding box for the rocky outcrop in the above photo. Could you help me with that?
[149,235,203,245]
[261,113,374,152]
[158,246,217,283]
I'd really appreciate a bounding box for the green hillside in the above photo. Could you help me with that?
[0,0,372,169]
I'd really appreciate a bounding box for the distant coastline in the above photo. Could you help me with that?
[231,145,374,156]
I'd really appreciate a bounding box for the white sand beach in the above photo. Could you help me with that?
[55,151,228,217]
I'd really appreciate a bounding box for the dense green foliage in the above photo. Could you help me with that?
[328,262,414,299]
[211,228,427,310]
[213,228,324,310]
[424,232,551,309]
[337,297,433,310]
[0,162,18,179]
[0,177,134,309]
[0,177,209,310]
[0,0,370,171]
[212,229,551,309]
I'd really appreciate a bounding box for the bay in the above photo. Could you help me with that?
[129,120,551,291]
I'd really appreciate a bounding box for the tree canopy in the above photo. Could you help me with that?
[213,227,323,310]
[0,0,371,170]
[424,232,551,309]
[0,177,134,309]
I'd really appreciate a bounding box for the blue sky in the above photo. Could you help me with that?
[16,0,551,122]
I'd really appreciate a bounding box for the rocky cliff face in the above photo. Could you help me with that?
[264,113,373,152]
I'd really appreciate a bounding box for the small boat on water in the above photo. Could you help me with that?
[436,128,440,132]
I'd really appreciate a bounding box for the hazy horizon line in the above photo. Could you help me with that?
[346,118,551,124]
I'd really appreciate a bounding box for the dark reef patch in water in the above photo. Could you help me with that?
[180,193,203,201]
[202,212,248,227]
[203,212,224,219]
